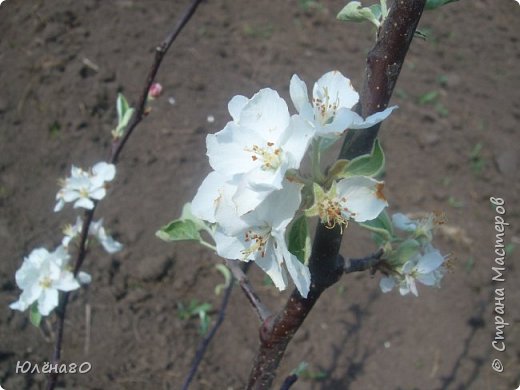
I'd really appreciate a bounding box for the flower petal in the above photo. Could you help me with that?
[313,70,359,110]
[289,74,314,121]
[416,250,445,274]
[349,106,398,129]
[228,95,249,122]
[379,276,396,293]
[336,176,388,222]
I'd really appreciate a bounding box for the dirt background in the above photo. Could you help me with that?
[1,0,519,389]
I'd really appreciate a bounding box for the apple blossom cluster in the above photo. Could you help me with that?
[378,212,449,296]
[10,161,121,320]
[159,70,395,298]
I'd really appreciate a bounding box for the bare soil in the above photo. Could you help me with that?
[1,0,519,389]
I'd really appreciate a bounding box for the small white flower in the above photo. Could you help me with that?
[54,162,116,212]
[290,71,397,139]
[213,181,311,298]
[207,88,314,215]
[62,217,122,254]
[380,249,447,296]
[9,246,87,316]
[306,176,388,230]
[89,219,123,254]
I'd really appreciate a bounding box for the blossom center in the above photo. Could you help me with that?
[245,142,282,171]
[313,87,339,125]
[319,196,351,232]
[241,227,271,259]
[40,276,52,289]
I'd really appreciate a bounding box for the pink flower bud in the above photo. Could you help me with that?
[148,82,163,98]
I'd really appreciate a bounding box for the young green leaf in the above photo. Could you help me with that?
[341,139,385,178]
[358,209,394,241]
[214,264,232,295]
[337,1,381,28]
[288,215,311,264]
[156,219,201,242]
[29,302,42,327]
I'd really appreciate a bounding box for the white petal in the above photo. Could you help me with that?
[77,272,92,285]
[279,115,315,168]
[416,250,445,274]
[89,187,107,200]
[254,243,287,291]
[417,272,437,286]
[349,106,398,129]
[9,299,29,312]
[192,171,238,223]
[274,231,310,298]
[253,181,302,230]
[313,70,359,110]
[206,122,258,176]
[38,288,59,316]
[99,235,123,254]
[379,276,396,293]
[289,74,314,121]
[214,230,251,261]
[54,199,65,212]
[228,95,249,122]
[53,273,80,292]
[238,88,290,139]
[92,162,116,183]
[74,197,94,210]
[321,107,363,136]
[392,213,417,231]
[336,176,388,222]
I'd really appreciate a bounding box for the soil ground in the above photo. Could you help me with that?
[1,0,519,389]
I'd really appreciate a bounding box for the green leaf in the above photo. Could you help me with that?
[358,210,394,241]
[214,264,232,295]
[116,93,130,124]
[29,303,42,327]
[341,139,385,178]
[288,215,311,264]
[180,203,208,232]
[425,0,458,10]
[369,3,382,19]
[337,1,381,28]
[156,219,201,242]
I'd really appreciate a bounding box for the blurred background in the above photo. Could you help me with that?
[0,0,519,388]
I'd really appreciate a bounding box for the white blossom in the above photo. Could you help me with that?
[212,181,311,298]
[306,176,388,230]
[290,70,397,139]
[62,217,122,254]
[54,162,116,212]
[206,88,314,215]
[9,246,89,316]
[380,249,447,297]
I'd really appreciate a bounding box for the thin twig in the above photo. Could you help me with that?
[111,0,205,164]
[181,278,234,390]
[344,249,384,273]
[226,260,271,322]
[279,374,298,390]
[46,2,205,389]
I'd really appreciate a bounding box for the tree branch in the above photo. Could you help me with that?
[46,2,205,389]
[344,249,384,274]
[246,1,426,388]
[226,260,272,322]
[181,277,235,390]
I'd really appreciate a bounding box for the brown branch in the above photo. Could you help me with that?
[246,1,427,388]
[344,249,384,273]
[226,260,272,322]
[181,276,235,390]
[46,1,205,389]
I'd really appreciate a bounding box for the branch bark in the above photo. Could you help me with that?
[246,1,426,388]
